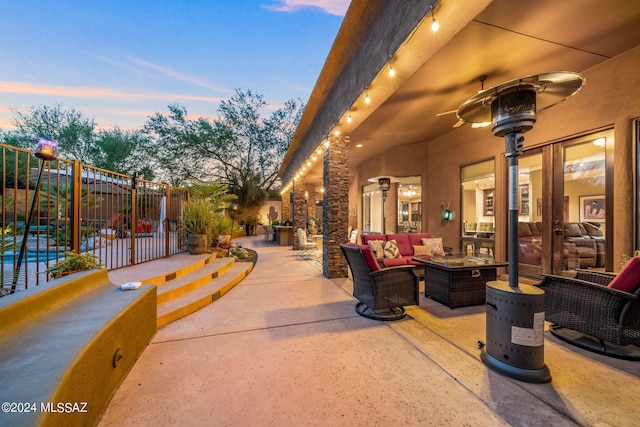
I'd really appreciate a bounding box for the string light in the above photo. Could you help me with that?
[347,113,352,123]
[365,89,371,104]
[431,9,439,32]
[388,64,395,77]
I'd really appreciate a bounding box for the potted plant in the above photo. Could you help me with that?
[45,251,103,279]
[181,198,214,254]
[243,215,258,237]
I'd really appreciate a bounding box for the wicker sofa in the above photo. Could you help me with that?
[361,233,440,267]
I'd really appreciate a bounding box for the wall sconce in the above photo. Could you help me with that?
[441,202,454,221]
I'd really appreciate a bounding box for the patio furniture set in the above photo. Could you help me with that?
[340,232,640,360]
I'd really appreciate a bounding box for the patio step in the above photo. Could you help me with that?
[156,257,236,304]
[156,260,254,328]
[108,252,254,328]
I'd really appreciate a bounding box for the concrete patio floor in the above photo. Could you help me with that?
[98,236,640,426]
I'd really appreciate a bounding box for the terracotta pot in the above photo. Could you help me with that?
[57,270,82,279]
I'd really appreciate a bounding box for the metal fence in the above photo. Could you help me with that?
[1,143,189,291]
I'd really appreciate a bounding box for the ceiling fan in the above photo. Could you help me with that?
[436,75,492,128]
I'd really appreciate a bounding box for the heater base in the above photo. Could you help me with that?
[481,349,551,383]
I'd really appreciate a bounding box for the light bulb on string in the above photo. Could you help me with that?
[431,9,439,32]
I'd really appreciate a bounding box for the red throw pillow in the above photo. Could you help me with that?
[361,245,381,271]
[346,243,381,272]
[608,256,640,293]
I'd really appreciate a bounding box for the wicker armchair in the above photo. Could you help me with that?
[340,243,419,321]
[537,269,640,360]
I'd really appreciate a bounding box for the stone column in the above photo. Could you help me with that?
[282,191,291,222]
[292,178,307,250]
[306,184,317,234]
[323,135,349,278]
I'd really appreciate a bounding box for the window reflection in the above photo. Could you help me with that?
[362,176,422,234]
[397,176,421,233]
[460,160,495,257]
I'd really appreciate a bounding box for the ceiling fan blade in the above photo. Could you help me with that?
[436,109,457,117]
[453,119,465,128]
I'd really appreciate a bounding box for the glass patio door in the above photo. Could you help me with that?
[517,130,610,278]
[554,132,609,275]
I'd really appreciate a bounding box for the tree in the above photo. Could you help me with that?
[214,90,303,194]
[11,104,96,163]
[143,105,217,186]
[91,128,155,180]
[143,90,304,207]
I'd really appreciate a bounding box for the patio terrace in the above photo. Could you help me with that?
[98,235,640,426]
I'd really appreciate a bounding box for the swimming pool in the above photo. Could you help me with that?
[1,250,60,264]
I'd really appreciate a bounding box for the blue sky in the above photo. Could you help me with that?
[0,0,348,130]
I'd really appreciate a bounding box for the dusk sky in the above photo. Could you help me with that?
[0,0,349,130]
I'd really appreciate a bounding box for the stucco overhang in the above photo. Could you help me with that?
[279,0,640,193]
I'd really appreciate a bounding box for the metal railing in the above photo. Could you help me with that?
[1,143,189,291]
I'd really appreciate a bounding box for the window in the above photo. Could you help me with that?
[461,160,495,256]
[397,176,421,233]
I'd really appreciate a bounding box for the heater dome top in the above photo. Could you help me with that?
[456,71,585,125]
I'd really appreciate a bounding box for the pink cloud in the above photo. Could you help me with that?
[264,0,350,16]
[0,81,224,103]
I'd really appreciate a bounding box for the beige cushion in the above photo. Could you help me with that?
[421,237,444,256]
[383,239,401,258]
[367,240,385,260]
[413,245,432,256]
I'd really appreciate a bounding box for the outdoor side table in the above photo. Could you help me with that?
[412,256,508,309]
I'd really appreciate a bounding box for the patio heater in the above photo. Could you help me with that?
[11,138,59,292]
[368,176,398,234]
[378,177,391,234]
[457,72,584,383]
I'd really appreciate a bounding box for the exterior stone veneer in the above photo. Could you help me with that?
[292,177,307,250]
[323,135,349,278]
[282,192,291,222]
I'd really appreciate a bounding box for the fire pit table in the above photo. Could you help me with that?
[412,254,507,309]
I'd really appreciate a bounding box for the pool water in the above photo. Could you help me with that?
[1,250,60,264]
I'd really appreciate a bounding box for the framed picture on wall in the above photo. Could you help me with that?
[580,195,605,222]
